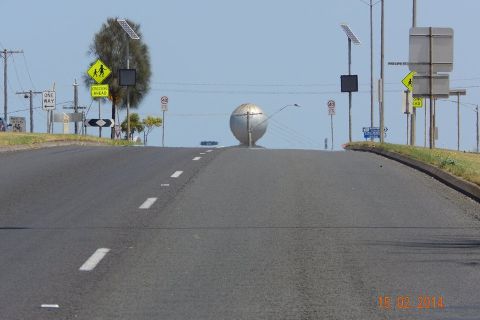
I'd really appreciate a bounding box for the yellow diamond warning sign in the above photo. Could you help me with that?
[87,59,111,84]
[91,84,109,98]
[402,71,416,92]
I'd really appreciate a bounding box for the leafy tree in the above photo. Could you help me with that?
[121,113,144,140]
[85,17,152,138]
[142,116,162,145]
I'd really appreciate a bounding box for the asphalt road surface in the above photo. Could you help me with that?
[1,145,480,320]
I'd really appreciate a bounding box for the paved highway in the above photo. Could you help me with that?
[0,146,479,319]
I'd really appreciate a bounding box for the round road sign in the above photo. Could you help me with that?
[161,96,169,105]
[327,100,335,108]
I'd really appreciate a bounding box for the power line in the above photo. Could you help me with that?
[21,52,36,90]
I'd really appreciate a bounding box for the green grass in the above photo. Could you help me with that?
[0,132,135,147]
[345,142,480,187]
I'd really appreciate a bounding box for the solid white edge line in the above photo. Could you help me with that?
[192,157,201,161]
[79,248,110,271]
[41,304,59,308]
[139,197,158,209]
[171,171,183,178]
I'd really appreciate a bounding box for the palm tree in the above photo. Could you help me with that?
[85,17,152,138]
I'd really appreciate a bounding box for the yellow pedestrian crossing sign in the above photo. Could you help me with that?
[87,59,111,84]
[402,71,416,91]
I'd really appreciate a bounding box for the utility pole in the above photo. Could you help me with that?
[2,49,23,121]
[16,90,42,132]
[410,0,417,146]
[370,0,374,140]
[380,0,385,143]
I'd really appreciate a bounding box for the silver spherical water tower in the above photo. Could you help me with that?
[230,103,268,146]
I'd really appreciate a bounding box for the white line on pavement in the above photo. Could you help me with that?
[79,248,110,271]
[192,157,202,161]
[200,152,206,155]
[139,197,158,209]
[41,304,59,308]
[161,183,170,187]
[206,150,213,153]
[171,171,183,178]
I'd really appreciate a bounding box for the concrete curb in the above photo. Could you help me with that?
[346,145,480,203]
[0,141,126,153]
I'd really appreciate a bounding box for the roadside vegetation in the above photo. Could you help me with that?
[0,132,134,147]
[345,142,480,187]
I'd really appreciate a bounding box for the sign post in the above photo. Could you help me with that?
[327,100,335,150]
[161,96,168,147]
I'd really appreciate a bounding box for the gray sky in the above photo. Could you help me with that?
[1,0,478,150]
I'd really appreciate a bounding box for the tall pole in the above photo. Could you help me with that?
[348,38,352,143]
[457,93,460,151]
[162,110,165,147]
[424,98,427,147]
[476,105,479,153]
[429,27,434,148]
[73,79,79,134]
[370,0,374,140]
[410,0,417,145]
[247,111,252,147]
[2,49,23,121]
[98,99,102,138]
[126,36,131,141]
[380,0,385,143]
[29,90,33,133]
[16,90,41,133]
[3,49,6,122]
[331,114,334,150]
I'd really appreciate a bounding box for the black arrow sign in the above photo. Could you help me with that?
[84,119,114,127]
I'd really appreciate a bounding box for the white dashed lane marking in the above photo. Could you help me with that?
[206,150,213,153]
[41,304,59,309]
[79,248,110,271]
[161,183,170,187]
[193,157,201,161]
[171,171,183,178]
[139,197,158,209]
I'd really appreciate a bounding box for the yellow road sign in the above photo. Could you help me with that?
[413,97,423,108]
[91,84,109,98]
[87,59,111,84]
[402,71,416,91]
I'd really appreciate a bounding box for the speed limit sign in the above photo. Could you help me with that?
[161,96,168,111]
[327,100,335,115]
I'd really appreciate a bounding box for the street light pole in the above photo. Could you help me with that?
[117,19,140,141]
[370,0,374,139]
[380,0,385,143]
[348,38,352,142]
[126,34,130,140]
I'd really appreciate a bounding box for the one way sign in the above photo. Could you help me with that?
[84,119,114,127]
